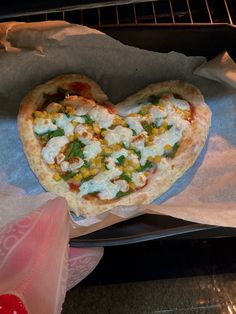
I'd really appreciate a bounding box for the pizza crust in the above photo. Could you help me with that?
[18,77,211,217]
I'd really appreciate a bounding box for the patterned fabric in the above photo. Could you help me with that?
[0,198,103,314]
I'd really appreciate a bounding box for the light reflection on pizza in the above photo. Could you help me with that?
[18,74,211,217]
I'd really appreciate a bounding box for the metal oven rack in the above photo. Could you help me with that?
[0,0,235,27]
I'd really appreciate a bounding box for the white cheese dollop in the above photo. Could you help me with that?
[169,95,190,111]
[132,172,147,187]
[72,116,85,124]
[46,102,62,113]
[105,126,133,147]
[42,136,69,164]
[75,124,93,145]
[55,114,74,136]
[89,105,115,129]
[126,116,144,134]
[79,166,122,199]
[83,140,101,161]
[69,158,84,172]
[150,106,167,119]
[60,161,70,172]
[63,95,96,115]
[114,180,129,192]
[34,118,57,135]
[111,148,128,160]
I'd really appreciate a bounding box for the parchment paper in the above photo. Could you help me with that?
[0,21,235,237]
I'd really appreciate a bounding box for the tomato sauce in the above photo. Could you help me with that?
[69,82,92,98]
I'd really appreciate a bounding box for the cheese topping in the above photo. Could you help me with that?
[105,126,133,147]
[42,136,69,164]
[83,140,102,161]
[34,118,57,135]
[33,86,193,200]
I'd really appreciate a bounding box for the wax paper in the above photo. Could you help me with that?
[0,21,235,237]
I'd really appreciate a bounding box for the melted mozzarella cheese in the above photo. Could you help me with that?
[114,180,129,192]
[126,116,144,134]
[169,95,190,111]
[55,114,74,136]
[70,158,84,172]
[89,106,115,129]
[72,116,85,124]
[79,166,122,199]
[42,136,68,164]
[75,124,93,144]
[150,106,167,119]
[111,148,128,160]
[105,126,133,147]
[83,140,101,161]
[46,102,62,113]
[166,113,190,131]
[34,118,57,135]
[132,172,147,187]
[63,95,96,115]
[60,161,70,172]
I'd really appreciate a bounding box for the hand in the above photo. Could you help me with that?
[0,198,103,314]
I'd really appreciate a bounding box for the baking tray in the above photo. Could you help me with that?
[70,25,236,247]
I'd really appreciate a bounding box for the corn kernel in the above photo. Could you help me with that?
[151,128,159,135]
[154,155,161,163]
[113,115,126,126]
[104,147,113,155]
[93,123,101,134]
[90,168,99,176]
[158,127,166,134]
[74,173,82,182]
[34,111,44,118]
[129,182,136,190]
[53,173,61,181]
[68,135,75,141]
[184,111,191,120]
[164,144,172,151]
[49,163,56,169]
[128,113,138,117]
[148,156,154,161]
[87,126,93,132]
[147,140,153,146]
[100,165,106,172]
[80,167,90,178]
[162,121,168,129]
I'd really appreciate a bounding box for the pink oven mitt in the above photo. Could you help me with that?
[0,197,104,314]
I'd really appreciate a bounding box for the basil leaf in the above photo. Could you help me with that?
[149,95,161,105]
[81,175,94,183]
[61,172,75,181]
[116,190,131,198]
[131,129,137,135]
[81,114,94,125]
[163,142,179,158]
[37,128,64,141]
[138,160,153,172]
[141,122,155,134]
[50,129,65,138]
[83,160,91,168]
[116,155,125,165]
[65,141,84,160]
[134,150,141,160]
[57,87,69,96]
[167,124,173,130]
[120,173,132,183]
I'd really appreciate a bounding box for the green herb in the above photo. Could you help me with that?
[81,114,94,125]
[65,141,84,160]
[83,160,91,168]
[163,142,179,158]
[141,122,155,134]
[116,190,131,198]
[38,128,64,141]
[120,173,132,182]
[116,155,125,165]
[61,172,75,181]
[131,129,137,135]
[167,124,173,130]
[149,95,161,105]
[138,160,153,172]
[81,175,94,183]
[57,87,69,96]
[134,150,141,160]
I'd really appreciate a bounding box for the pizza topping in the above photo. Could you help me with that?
[34,118,58,135]
[33,84,194,200]
[83,140,102,161]
[89,106,115,129]
[41,136,69,164]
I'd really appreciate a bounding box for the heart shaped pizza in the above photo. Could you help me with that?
[18,74,211,217]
